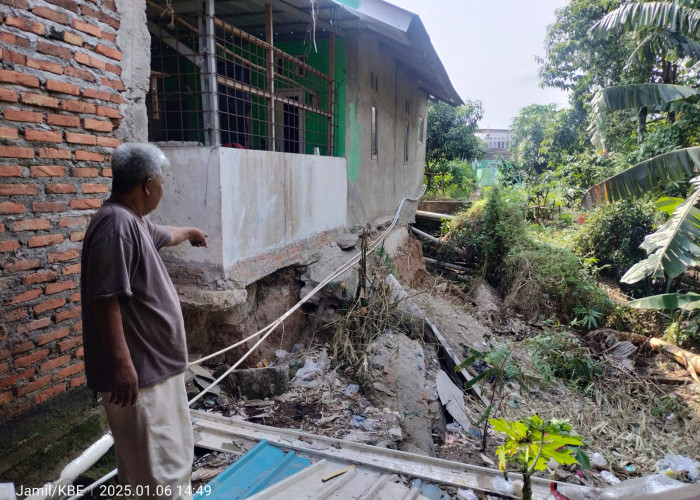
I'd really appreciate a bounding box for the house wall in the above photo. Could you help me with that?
[152,147,347,287]
[0,0,148,418]
[344,30,427,227]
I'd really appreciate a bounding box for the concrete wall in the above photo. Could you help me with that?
[0,0,146,418]
[153,147,347,286]
[344,30,427,227]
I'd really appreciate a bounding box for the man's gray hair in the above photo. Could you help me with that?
[111,143,169,194]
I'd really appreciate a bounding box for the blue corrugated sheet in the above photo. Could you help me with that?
[195,439,312,500]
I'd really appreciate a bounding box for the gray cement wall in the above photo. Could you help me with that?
[344,31,427,228]
[152,147,347,285]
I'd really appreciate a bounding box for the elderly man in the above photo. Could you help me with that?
[81,143,207,497]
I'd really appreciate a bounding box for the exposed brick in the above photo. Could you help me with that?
[38,327,70,346]
[56,361,83,379]
[39,148,71,160]
[69,230,85,242]
[83,118,113,132]
[95,44,122,61]
[0,127,19,139]
[4,259,40,272]
[0,184,37,196]
[37,41,71,60]
[0,368,35,389]
[1,48,26,65]
[14,349,49,369]
[28,234,64,248]
[102,0,116,12]
[70,375,85,387]
[0,89,18,102]
[46,0,79,13]
[45,280,77,294]
[0,146,34,159]
[74,52,105,70]
[60,99,96,114]
[31,6,67,24]
[98,13,119,31]
[15,373,52,396]
[72,167,98,177]
[47,114,80,127]
[45,80,80,96]
[48,249,79,263]
[31,165,66,177]
[54,304,80,322]
[70,198,100,209]
[65,132,96,145]
[4,109,43,123]
[33,297,66,313]
[0,202,26,214]
[69,290,80,302]
[25,129,62,143]
[26,57,63,75]
[61,262,80,275]
[71,19,101,37]
[82,183,108,193]
[81,88,112,101]
[34,383,66,403]
[104,62,121,76]
[0,32,30,49]
[75,150,103,161]
[17,317,51,334]
[33,201,66,212]
[2,400,32,418]
[4,288,41,306]
[64,66,95,82]
[96,106,121,119]
[0,223,4,232]
[0,69,39,87]
[0,166,22,177]
[12,341,34,354]
[80,2,97,18]
[58,336,81,351]
[96,136,120,147]
[21,92,59,108]
[40,354,70,372]
[0,391,11,404]
[4,16,45,35]
[58,216,86,228]
[72,320,82,331]
[7,308,28,321]
[22,270,57,285]
[46,183,76,194]
[102,32,116,44]
[0,240,21,252]
[13,219,50,231]
[62,31,82,46]
[102,168,112,177]
[0,0,29,10]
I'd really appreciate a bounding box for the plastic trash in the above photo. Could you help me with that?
[600,470,621,484]
[590,452,607,469]
[492,476,515,495]
[595,474,693,498]
[445,422,462,433]
[275,349,289,361]
[658,454,700,481]
[343,383,360,396]
[292,350,329,388]
[350,415,375,430]
[457,489,478,500]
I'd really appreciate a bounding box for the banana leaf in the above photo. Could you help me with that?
[626,29,700,69]
[581,146,700,208]
[656,196,684,214]
[588,84,700,152]
[628,292,700,310]
[621,176,700,283]
[590,2,700,40]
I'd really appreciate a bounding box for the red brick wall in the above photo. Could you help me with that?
[0,0,125,418]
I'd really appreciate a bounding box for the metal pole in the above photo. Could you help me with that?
[199,0,219,146]
[266,3,276,151]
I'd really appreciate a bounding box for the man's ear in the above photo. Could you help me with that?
[143,177,153,195]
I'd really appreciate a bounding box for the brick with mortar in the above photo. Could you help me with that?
[31,165,66,177]
[39,148,71,159]
[33,201,66,212]
[13,219,50,231]
[28,234,64,248]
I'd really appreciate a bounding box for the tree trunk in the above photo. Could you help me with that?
[522,472,532,500]
[637,106,647,144]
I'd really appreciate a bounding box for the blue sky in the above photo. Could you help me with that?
[389,0,570,128]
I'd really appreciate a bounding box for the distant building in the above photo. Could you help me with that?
[473,128,513,187]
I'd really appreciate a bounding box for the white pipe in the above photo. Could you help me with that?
[410,226,444,245]
[415,210,454,221]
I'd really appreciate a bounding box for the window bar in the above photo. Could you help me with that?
[266,4,275,151]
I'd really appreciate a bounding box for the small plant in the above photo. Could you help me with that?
[490,415,588,500]
[375,245,395,275]
[571,305,603,330]
[528,330,601,390]
[456,346,524,451]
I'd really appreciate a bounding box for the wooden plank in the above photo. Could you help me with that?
[191,411,591,500]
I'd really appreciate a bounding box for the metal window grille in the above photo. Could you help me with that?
[146,1,339,156]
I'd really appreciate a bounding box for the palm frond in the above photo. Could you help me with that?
[581,147,700,208]
[621,176,700,283]
[588,84,700,151]
[626,29,700,69]
[589,2,700,40]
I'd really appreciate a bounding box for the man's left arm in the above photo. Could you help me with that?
[165,226,208,247]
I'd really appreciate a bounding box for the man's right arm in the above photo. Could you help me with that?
[91,296,138,407]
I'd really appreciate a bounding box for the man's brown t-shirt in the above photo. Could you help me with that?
[81,202,187,392]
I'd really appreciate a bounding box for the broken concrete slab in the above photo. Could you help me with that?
[436,370,471,431]
[336,233,359,250]
[225,364,289,399]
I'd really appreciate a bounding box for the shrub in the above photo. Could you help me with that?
[574,199,662,284]
[528,329,601,389]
